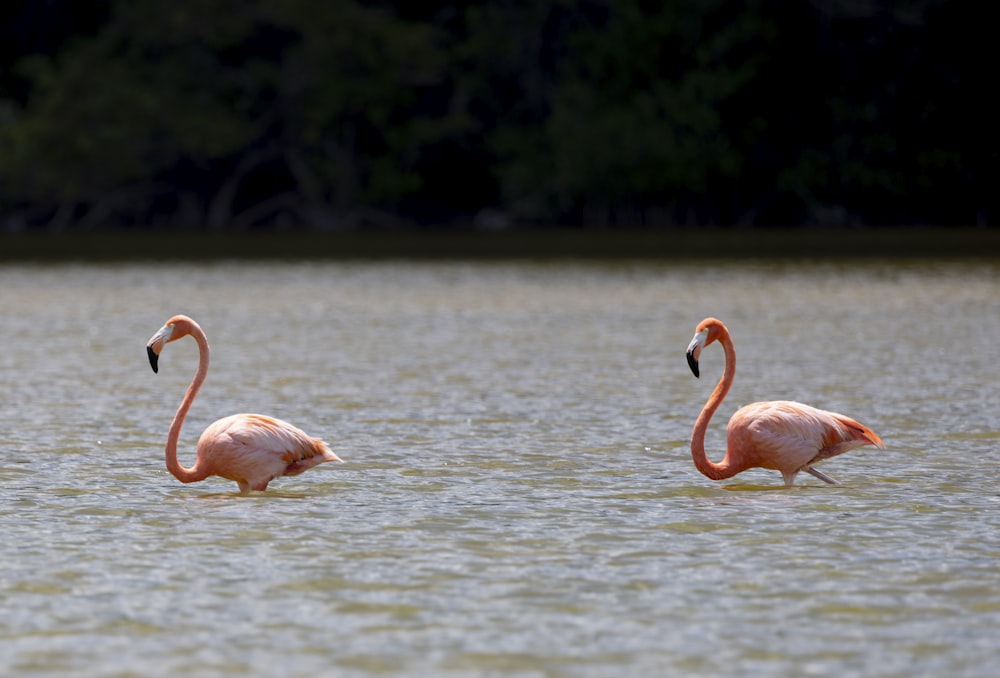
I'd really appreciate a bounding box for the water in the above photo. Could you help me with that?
[1,259,998,677]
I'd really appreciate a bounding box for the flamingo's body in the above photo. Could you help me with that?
[686,317,883,486]
[147,315,341,493]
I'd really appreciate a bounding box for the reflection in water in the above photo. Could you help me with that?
[0,259,998,676]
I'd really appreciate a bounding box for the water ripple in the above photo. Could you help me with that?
[1,260,998,677]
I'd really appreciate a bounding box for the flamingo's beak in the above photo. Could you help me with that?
[686,329,707,378]
[146,324,173,374]
[147,345,160,373]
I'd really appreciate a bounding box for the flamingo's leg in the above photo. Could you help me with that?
[804,466,840,485]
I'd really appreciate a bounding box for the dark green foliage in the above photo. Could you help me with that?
[0,0,992,231]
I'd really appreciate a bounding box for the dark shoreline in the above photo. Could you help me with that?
[2,228,998,261]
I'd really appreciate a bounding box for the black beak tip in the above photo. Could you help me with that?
[686,351,700,378]
[147,346,159,373]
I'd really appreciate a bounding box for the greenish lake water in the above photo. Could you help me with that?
[1,260,998,677]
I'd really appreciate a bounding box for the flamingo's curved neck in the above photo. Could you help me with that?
[166,327,211,483]
[691,328,739,480]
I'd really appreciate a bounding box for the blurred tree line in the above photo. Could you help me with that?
[0,0,993,232]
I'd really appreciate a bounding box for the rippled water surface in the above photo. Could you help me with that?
[1,259,999,677]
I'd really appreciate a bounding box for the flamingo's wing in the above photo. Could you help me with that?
[735,401,882,481]
[223,414,338,464]
[734,402,828,469]
[198,414,340,490]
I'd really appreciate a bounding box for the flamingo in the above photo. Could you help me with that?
[146,314,342,493]
[685,317,884,486]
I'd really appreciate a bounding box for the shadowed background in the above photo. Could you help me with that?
[1,0,994,246]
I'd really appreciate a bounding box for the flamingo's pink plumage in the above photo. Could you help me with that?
[147,315,341,493]
[686,317,884,486]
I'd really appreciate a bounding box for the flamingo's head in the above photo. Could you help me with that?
[146,315,197,373]
[686,317,725,378]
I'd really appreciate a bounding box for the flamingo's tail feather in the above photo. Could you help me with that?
[840,417,885,450]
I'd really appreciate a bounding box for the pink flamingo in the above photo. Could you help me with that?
[686,317,884,485]
[146,314,342,493]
